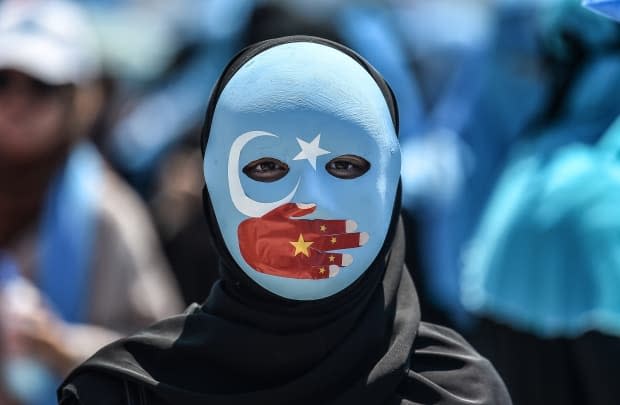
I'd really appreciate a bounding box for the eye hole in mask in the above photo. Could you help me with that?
[325,155,370,179]
[243,157,290,182]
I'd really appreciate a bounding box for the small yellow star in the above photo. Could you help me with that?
[319,267,326,274]
[331,237,337,244]
[329,255,335,262]
[289,234,314,257]
[320,225,327,232]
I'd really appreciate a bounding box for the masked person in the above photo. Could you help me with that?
[58,36,511,405]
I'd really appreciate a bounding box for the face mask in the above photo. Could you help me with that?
[203,41,401,300]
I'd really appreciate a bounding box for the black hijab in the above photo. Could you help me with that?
[61,214,416,405]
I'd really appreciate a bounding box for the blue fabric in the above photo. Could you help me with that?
[412,3,620,328]
[0,256,59,405]
[105,0,256,188]
[4,357,59,405]
[408,6,551,327]
[1,162,103,405]
[583,0,620,21]
[462,115,620,337]
[204,42,401,300]
[24,142,102,404]
[0,252,19,284]
[542,0,620,62]
[38,142,103,324]
[108,42,236,183]
[337,6,425,140]
[0,144,102,405]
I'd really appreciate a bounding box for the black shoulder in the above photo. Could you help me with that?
[398,322,512,405]
[58,371,130,405]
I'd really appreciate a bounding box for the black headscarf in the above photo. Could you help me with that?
[61,215,416,405]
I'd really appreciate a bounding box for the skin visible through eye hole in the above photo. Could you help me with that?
[325,155,370,179]
[243,157,290,182]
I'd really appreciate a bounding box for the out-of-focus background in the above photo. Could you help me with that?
[1,0,620,404]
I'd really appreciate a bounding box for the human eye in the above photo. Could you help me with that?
[242,157,289,182]
[325,155,370,179]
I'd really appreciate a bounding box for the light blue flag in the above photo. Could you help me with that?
[583,0,620,21]
[462,116,620,338]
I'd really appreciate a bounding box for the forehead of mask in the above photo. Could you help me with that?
[204,42,400,300]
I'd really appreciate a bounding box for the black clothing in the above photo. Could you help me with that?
[473,318,620,405]
[59,221,510,405]
[60,321,506,405]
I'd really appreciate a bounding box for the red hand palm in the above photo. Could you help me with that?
[237,203,368,279]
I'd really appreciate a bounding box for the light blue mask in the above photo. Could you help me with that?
[203,42,401,300]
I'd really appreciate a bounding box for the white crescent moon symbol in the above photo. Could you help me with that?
[228,130,300,217]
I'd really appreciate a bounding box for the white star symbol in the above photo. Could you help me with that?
[293,134,330,170]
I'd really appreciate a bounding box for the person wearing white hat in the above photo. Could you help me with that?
[0,2,183,404]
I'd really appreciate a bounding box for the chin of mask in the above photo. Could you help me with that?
[204,41,401,300]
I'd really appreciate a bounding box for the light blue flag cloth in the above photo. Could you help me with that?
[0,143,102,405]
[20,142,102,405]
[337,5,425,141]
[431,0,620,329]
[0,255,58,405]
[39,142,102,324]
[411,4,551,328]
[462,116,620,338]
[106,0,256,188]
[583,0,620,21]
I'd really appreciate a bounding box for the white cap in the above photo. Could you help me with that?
[0,0,101,85]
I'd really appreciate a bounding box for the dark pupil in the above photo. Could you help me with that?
[243,158,289,182]
[325,155,370,179]
[333,161,352,170]
[256,162,279,172]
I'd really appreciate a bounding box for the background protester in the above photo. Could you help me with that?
[461,1,620,403]
[0,2,182,404]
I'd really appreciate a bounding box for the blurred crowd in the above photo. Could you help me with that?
[1,0,620,404]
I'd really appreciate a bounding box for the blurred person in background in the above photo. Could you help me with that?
[0,1,182,404]
[398,0,570,330]
[74,0,257,305]
[395,0,620,335]
[461,0,620,403]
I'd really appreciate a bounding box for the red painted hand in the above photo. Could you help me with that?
[237,203,369,279]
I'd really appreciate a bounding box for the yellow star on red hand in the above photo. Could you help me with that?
[289,234,314,257]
